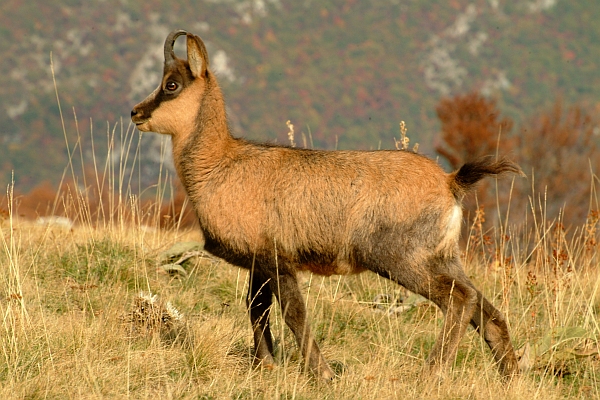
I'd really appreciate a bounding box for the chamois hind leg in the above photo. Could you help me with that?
[247,268,275,367]
[422,263,478,372]
[269,269,335,380]
[469,289,519,378]
[373,255,478,372]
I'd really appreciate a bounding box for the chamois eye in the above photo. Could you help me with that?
[165,81,178,91]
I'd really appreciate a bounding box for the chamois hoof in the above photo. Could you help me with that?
[314,360,346,381]
[329,360,347,377]
[499,364,520,383]
[318,367,336,381]
[252,355,276,371]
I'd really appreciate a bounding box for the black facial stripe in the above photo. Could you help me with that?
[138,62,196,116]
[140,79,184,115]
[140,88,170,116]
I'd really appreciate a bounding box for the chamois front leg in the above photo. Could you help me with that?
[269,270,335,380]
[247,269,275,368]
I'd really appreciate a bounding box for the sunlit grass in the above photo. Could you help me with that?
[1,72,599,398]
[1,179,600,398]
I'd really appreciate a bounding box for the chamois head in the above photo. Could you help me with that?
[131,30,210,136]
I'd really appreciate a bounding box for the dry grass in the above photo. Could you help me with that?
[2,74,598,397]
[1,188,600,399]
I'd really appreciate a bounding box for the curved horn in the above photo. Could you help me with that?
[164,30,187,63]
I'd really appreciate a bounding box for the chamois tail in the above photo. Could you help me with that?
[449,157,524,200]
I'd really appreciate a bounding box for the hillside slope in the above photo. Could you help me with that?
[1,0,599,190]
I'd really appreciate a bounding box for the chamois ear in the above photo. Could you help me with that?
[186,33,209,78]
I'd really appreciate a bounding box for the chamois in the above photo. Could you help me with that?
[131,30,521,380]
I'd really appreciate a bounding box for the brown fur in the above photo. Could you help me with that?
[131,31,522,380]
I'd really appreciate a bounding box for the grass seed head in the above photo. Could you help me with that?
[123,291,184,341]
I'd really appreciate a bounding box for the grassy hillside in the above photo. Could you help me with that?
[1,0,600,191]
[2,209,600,398]
[1,4,600,394]
[1,165,600,398]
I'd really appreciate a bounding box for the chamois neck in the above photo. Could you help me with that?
[172,73,234,192]
[198,80,231,143]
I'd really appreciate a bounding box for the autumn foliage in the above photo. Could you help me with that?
[3,175,197,230]
[435,92,515,169]
[435,91,600,228]
[517,101,600,223]
[435,92,517,222]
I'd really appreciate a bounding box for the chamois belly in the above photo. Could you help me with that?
[298,260,366,276]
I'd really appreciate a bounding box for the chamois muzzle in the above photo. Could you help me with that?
[130,107,148,128]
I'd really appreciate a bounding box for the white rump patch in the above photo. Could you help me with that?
[436,205,462,255]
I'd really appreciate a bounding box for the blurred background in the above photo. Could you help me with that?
[1,0,599,227]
